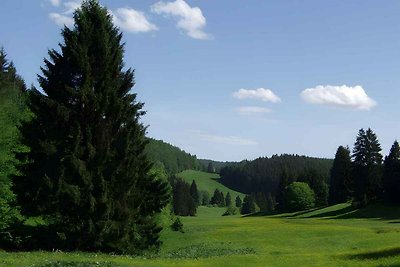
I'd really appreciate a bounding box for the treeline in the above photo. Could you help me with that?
[329,128,400,207]
[146,139,200,175]
[0,1,170,254]
[198,159,236,173]
[220,154,333,205]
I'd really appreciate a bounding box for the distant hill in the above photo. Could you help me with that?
[220,154,333,196]
[177,170,245,200]
[146,138,200,175]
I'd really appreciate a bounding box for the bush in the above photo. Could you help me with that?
[222,206,239,216]
[171,218,184,233]
[284,182,315,211]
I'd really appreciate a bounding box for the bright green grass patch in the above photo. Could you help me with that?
[2,204,400,266]
[177,170,245,200]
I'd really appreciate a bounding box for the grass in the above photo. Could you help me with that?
[177,170,245,200]
[2,204,400,266]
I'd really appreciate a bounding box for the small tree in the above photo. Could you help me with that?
[284,182,315,211]
[266,192,275,211]
[190,180,199,207]
[235,195,242,208]
[201,190,210,205]
[240,195,259,214]
[225,192,232,207]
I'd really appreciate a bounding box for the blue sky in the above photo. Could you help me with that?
[1,0,400,161]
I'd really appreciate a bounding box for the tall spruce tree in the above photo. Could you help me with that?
[189,180,199,207]
[383,141,400,203]
[352,128,383,206]
[235,195,242,208]
[13,0,169,253]
[225,192,232,207]
[329,146,352,204]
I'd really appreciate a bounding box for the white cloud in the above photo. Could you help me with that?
[233,88,281,103]
[111,8,158,33]
[191,130,257,146]
[48,0,61,7]
[49,12,74,27]
[236,106,271,115]
[151,0,210,40]
[63,0,81,14]
[300,85,377,110]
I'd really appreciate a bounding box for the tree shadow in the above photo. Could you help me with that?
[305,205,356,218]
[334,203,400,220]
[345,247,400,260]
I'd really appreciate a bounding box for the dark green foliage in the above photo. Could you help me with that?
[222,205,239,216]
[220,154,332,201]
[12,1,169,253]
[172,178,196,216]
[210,189,224,206]
[225,192,232,207]
[0,47,27,234]
[266,192,276,211]
[352,128,383,206]
[284,182,315,211]
[146,139,200,175]
[235,195,242,208]
[383,141,400,203]
[240,195,258,214]
[298,168,329,207]
[190,180,199,207]
[200,190,210,205]
[207,162,215,173]
[329,146,352,204]
[170,217,184,232]
[198,159,236,173]
[252,192,268,212]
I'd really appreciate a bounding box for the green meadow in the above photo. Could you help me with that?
[1,171,400,267]
[177,170,245,200]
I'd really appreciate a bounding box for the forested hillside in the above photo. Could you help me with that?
[220,154,333,198]
[146,139,200,175]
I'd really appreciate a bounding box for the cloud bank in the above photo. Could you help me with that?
[233,88,281,103]
[301,85,376,110]
[151,0,210,40]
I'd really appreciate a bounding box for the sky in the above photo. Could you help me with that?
[1,0,400,161]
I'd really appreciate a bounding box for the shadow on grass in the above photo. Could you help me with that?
[345,247,400,260]
[243,202,400,221]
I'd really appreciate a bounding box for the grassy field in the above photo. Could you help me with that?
[1,203,400,266]
[177,170,245,200]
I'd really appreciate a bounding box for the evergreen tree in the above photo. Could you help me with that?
[352,128,383,206]
[201,190,210,205]
[13,0,169,253]
[219,191,225,207]
[210,189,221,205]
[266,192,275,211]
[172,179,196,216]
[235,195,242,208]
[189,180,199,207]
[298,168,328,207]
[240,195,258,214]
[254,192,268,212]
[225,192,232,207]
[329,146,352,204]
[383,141,400,203]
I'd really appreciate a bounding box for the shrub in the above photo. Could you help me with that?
[171,218,184,233]
[284,182,315,211]
[222,206,239,216]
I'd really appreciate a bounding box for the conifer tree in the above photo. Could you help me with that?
[235,195,242,208]
[225,192,232,207]
[172,179,196,216]
[13,0,169,253]
[189,180,199,207]
[329,146,352,204]
[383,141,400,203]
[352,128,383,206]
[266,192,275,211]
